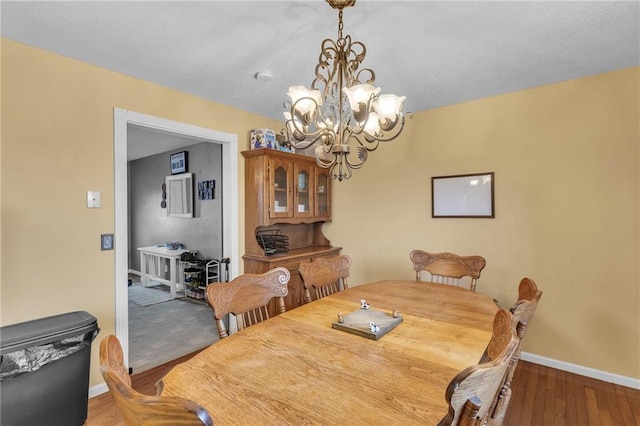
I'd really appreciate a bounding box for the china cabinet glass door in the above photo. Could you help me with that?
[294,163,313,218]
[270,157,292,219]
[315,169,331,218]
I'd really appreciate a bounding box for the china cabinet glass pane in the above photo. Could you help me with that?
[317,173,328,214]
[274,166,288,213]
[297,170,310,213]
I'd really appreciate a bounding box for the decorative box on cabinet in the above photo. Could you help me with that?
[242,149,339,315]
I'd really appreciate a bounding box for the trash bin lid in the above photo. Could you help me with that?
[1,311,98,354]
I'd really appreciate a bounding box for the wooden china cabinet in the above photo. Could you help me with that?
[242,149,341,316]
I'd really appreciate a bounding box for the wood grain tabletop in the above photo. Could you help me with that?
[159,280,499,425]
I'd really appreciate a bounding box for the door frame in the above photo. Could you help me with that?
[113,108,239,366]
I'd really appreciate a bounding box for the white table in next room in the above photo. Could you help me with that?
[137,246,188,299]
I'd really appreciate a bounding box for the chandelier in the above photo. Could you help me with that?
[283,0,410,181]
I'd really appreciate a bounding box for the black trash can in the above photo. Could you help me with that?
[0,311,99,426]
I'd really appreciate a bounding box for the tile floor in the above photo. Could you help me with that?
[128,285,219,374]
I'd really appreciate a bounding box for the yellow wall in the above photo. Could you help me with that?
[325,66,640,378]
[0,39,281,386]
[2,37,639,385]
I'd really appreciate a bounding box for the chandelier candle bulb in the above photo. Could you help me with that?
[374,94,407,129]
[343,84,381,120]
[287,86,322,123]
[283,0,411,181]
[363,112,381,137]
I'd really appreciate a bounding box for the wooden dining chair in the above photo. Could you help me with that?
[438,309,519,426]
[99,335,213,426]
[510,278,543,341]
[490,278,543,423]
[515,277,543,304]
[298,255,352,303]
[206,266,290,339]
[410,250,486,291]
[480,278,542,362]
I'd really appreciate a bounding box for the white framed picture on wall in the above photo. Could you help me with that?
[432,172,494,218]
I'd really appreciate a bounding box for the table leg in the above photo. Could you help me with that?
[169,257,177,299]
[140,252,149,287]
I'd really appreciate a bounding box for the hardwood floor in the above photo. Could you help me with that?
[87,358,640,425]
[86,350,204,425]
[504,361,640,426]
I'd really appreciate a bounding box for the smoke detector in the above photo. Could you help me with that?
[255,70,273,82]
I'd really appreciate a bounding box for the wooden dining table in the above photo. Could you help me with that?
[159,280,499,425]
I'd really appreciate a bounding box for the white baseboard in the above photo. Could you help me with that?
[128,269,141,277]
[521,351,640,390]
[89,382,108,398]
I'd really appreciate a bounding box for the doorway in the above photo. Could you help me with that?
[113,108,239,367]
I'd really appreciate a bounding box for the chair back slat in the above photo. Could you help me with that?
[241,305,271,329]
[410,250,486,291]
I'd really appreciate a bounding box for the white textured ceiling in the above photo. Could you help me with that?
[127,124,204,161]
[2,0,639,156]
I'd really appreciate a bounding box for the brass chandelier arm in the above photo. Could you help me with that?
[312,36,368,95]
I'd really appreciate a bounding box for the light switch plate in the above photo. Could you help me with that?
[101,233,114,251]
[87,191,101,208]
